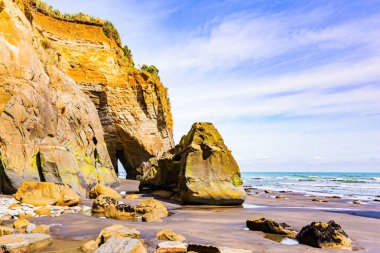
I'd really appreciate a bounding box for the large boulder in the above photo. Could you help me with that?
[89,184,122,199]
[246,217,297,238]
[14,182,81,206]
[140,122,245,205]
[296,220,352,249]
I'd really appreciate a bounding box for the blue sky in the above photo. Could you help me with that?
[45,0,380,172]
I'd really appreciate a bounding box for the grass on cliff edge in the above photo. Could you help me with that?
[26,0,121,46]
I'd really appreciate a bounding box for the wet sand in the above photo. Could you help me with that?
[20,179,380,252]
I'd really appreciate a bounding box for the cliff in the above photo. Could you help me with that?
[0,0,174,195]
[29,2,174,178]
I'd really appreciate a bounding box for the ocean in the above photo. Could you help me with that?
[242,172,380,201]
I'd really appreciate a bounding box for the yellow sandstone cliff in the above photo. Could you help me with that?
[0,0,174,195]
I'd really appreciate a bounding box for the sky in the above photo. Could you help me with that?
[45,0,380,172]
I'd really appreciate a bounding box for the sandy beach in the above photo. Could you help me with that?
[2,179,377,253]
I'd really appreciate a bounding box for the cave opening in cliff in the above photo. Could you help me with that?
[115,149,127,178]
[117,159,127,178]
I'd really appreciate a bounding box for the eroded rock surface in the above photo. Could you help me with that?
[0,233,52,252]
[140,122,246,205]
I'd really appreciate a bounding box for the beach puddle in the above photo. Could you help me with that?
[39,239,83,252]
[264,233,299,245]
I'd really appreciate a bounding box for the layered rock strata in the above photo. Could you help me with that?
[0,0,118,196]
[30,8,174,178]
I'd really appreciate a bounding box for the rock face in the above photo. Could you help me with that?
[140,122,246,205]
[246,217,297,238]
[296,220,352,249]
[0,0,118,196]
[15,182,81,206]
[30,8,174,179]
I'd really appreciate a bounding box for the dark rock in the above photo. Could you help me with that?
[246,217,297,238]
[296,220,352,249]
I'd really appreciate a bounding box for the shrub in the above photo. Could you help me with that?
[103,21,121,46]
[123,45,132,58]
[141,64,159,76]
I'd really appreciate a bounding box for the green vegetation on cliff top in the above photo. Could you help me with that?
[26,0,122,46]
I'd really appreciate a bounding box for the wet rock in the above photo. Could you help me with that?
[32,225,50,234]
[246,217,297,238]
[8,203,21,209]
[0,226,15,236]
[96,224,140,245]
[13,219,30,231]
[0,233,52,252]
[275,195,285,199]
[92,195,118,213]
[81,240,99,252]
[312,198,328,203]
[156,229,186,242]
[153,190,172,199]
[26,223,37,233]
[187,244,251,253]
[156,241,187,253]
[297,220,352,249]
[95,236,146,253]
[104,203,136,220]
[136,199,168,222]
[89,184,122,199]
[15,182,81,206]
[125,194,140,200]
[326,196,341,199]
[35,206,51,216]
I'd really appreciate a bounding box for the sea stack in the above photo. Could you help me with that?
[140,122,246,205]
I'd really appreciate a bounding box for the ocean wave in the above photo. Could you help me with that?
[330,179,368,183]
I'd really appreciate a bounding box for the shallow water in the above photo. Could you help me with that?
[264,233,299,245]
[242,172,380,201]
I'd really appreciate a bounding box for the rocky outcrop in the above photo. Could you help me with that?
[296,220,352,249]
[30,8,174,178]
[0,0,118,196]
[246,217,297,238]
[140,122,246,205]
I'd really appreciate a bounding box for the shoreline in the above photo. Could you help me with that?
[2,179,379,252]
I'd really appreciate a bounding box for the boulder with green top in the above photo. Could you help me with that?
[140,122,245,205]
